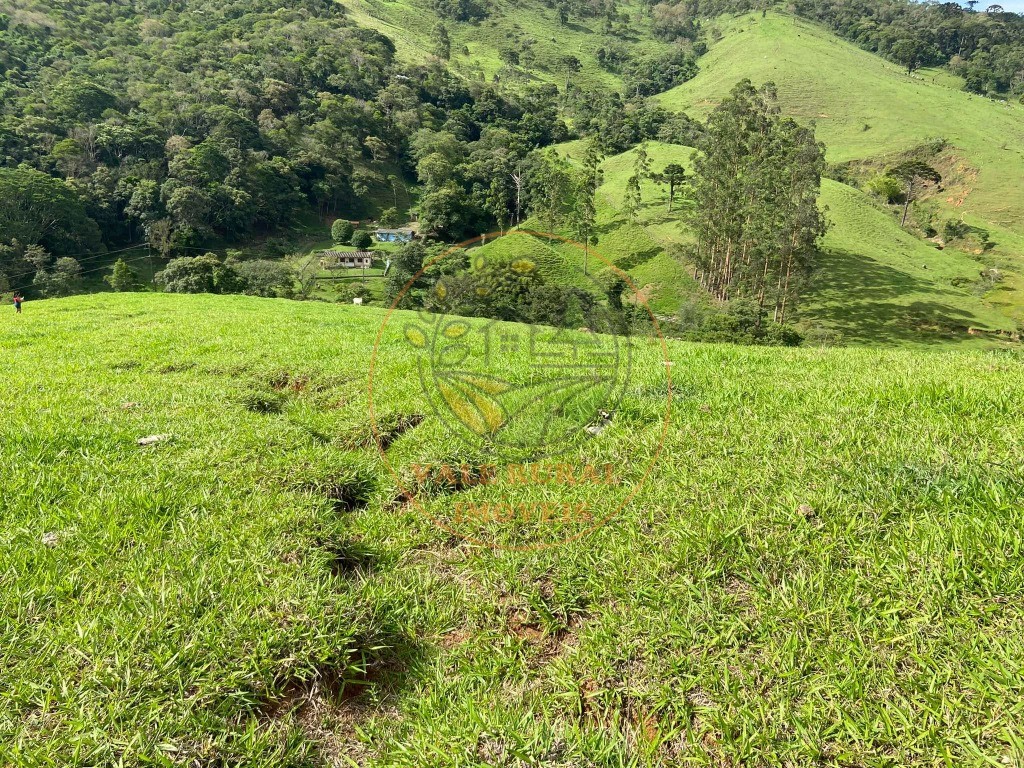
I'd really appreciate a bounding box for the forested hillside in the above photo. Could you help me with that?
[1,0,1022,344]
[0,0,567,251]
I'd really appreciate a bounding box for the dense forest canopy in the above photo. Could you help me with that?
[0,0,697,293]
[1,0,403,256]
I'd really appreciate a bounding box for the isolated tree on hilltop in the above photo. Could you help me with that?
[661,163,686,211]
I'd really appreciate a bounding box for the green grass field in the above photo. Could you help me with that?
[5,6,1024,762]
[3,292,1024,765]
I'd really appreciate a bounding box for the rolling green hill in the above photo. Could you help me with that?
[657,12,1024,235]
[653,12,1024,339]
[339,0,671,90]
[552,141,1020,343]
[807,179,1017,343]
[3,293,1024,764]
[413,9,1024,343]
[6,2,1024,761]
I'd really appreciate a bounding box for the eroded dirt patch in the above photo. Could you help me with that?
[268,371,312,394]
[372,413,425,452]
[320,540,377,577]
[259,634,418,765]
[299,473,375,514]
[507,607,586,665]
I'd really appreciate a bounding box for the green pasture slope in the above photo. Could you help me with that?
[3,292,1024,765]
[338,0,671,90]
[554,140,1020,341]
[658,12,1024,233]
[542,12,1024,340]
[655,13,1024,329]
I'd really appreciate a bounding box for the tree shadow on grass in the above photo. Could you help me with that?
[803,248,991,344]
[615,247,663,271]
[560,20,594,34]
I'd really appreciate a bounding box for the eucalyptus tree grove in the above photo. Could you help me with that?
[688,80,827,323]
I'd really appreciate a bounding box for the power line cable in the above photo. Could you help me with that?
[4,252,157,294]
[1,243,149,286]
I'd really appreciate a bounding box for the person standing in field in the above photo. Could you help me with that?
[12,293,24,314]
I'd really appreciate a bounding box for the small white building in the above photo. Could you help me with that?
[320,250,373,269]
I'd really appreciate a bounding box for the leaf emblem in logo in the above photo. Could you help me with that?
[435,373,511,436]
[404,325,427,348]
[443,322,469,339]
